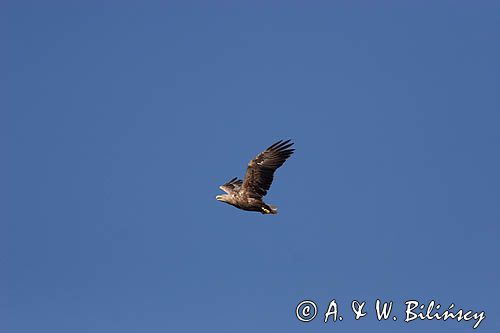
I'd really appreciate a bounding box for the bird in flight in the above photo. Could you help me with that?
[216,139,295,214]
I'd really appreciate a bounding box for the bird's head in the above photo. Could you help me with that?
[216,194,229,203]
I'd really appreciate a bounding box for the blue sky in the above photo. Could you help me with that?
[2,2,499,332]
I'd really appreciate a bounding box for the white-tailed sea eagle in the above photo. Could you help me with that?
[216,139,295,214]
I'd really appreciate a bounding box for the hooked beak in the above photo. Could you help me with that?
[216,195,223,201]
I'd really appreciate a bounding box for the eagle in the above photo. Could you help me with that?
[216,139,295,214]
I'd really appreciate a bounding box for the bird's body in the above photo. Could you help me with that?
[216,140,294,214]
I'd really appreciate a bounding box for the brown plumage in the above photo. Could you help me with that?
[216,139,295,214]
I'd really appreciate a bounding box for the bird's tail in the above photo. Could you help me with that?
[268,204,278,215]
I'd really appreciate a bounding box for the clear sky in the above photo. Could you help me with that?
[2,2,499,332]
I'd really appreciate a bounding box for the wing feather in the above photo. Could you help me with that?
[241,139,295,198]
[219,177,243,194]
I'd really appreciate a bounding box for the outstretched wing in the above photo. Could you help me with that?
[241,140,294,199]
[219,177,243,194]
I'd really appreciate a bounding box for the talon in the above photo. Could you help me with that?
[262,207,271,214]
